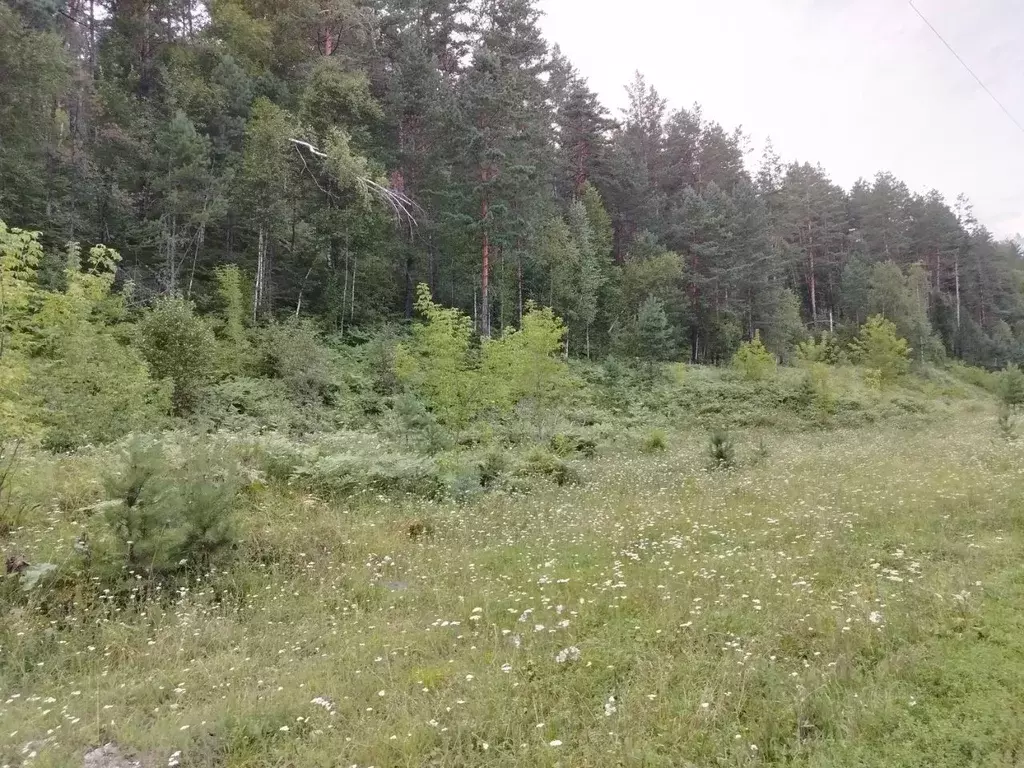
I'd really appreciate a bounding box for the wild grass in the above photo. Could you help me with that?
[3,401,1024,767]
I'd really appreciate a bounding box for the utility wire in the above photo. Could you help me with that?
[908,0,1024,136]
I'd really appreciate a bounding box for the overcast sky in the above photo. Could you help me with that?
[539,0,1024,238]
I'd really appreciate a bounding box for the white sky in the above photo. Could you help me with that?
[539,0,1024,238]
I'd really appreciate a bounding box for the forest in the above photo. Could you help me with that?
[2,0,1023,370]
[6,2,1024,767]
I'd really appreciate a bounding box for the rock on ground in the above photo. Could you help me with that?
[83,743,143,768]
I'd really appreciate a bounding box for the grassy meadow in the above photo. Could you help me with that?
[3,371,1024,767]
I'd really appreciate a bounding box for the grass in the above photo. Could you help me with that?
[3,392,1024,766]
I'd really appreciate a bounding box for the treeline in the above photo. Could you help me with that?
[2,0,1023,368]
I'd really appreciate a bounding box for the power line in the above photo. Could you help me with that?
[908,0,1024,137]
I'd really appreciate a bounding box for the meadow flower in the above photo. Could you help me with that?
[555,646,581,663]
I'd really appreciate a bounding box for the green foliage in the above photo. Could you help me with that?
[0,439,31,537]
[616,294,674,384]
[800,362,838,421]
[520,447,582,486]
[0,220,41,359]
[293,451,444,500]
[851,315,911,385]
[397,285,479,432]
[137,297,217,416]
[996,406,1017,441]
[482,304,574,436]
[997,364,1024,412]
[641,428,668,454]
[214,265,250,374]
[707,429,735,470]
[37,331,171,451]
[25,242,172,449]
[102,439,239,583]
[762,288,806,363]
[255,318,334,405]
[732,332,776,381]
[477,449,508,488]
[796,333,843,366]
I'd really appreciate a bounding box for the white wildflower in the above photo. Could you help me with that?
[555,646,581,663]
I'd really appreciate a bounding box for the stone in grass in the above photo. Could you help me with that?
[83,744,143,768]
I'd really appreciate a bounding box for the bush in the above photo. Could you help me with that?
[796,333,843,365]
[136,296,217,416]
[997,406,1018,441]
[0,439,31,537]
[293,451,444,499]
[850,315,910,385]
[732,332,776,381]
[37,331,172,451]
[549,432,598,458]
[519,447,581,486]
[998,364,1024,412]
[640,429,668,454]
[101,439,239,583]
[707,430,735,470]
[198,376,331,435]
[213,265,252,374]
[800,363,837,421]
[477,449,508,488]
[256,317,335,405]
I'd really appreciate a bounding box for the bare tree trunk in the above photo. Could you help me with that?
[954,254,961,332]
[808,251,818,327]
[340,249,349,336]
[253,226,266,322]
[517,255,524,327]
[481,213,490,336]
[186,223,204,298]
[350,256,357,322]
[295,262,316,318]
[167,213,177,292]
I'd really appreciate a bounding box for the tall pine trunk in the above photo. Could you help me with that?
[480,179,491,336]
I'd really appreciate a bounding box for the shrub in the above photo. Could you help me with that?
[256,317,335,405]
[197,376,334,435]
[213,265,251,374]
[800,362,837,421]
[707,430,735,470]
[520,447,581,486]
[751,436,770,465]
[732,332,776,381]
[477,449,508,488]
[481,303,575,438]
[641,429,668,454]
[0,439,30,537]
[37,332,172,450]
[997,406,1018,441]
[998,364,1024,412]
[293,451,444,499]
[796,333,843,365]
[850,315,910,385]
[136,296,217,415]
[396,285,480,432]
[101,439,239,583]
[548,432,597,458]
